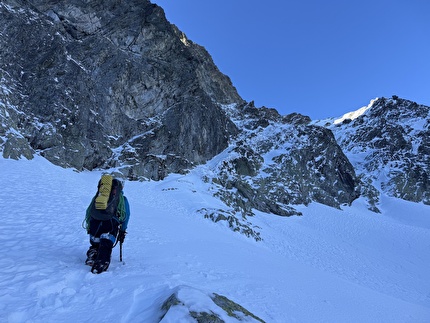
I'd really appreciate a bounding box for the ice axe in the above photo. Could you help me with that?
[115,227,127,263]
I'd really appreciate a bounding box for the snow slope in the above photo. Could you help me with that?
[1,156,429,322]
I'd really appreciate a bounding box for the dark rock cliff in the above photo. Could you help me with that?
[1,0,242,179]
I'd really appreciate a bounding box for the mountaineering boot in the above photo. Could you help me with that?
[85,246,98,266]
[90,237,113,274]
[91,260,110,274]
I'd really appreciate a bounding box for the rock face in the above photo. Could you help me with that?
[208,103,359,218]
[0,0,241,179]
[330,97,430,210]
[196,97,428,237]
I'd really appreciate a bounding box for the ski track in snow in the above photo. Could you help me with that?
[1,156,430,323]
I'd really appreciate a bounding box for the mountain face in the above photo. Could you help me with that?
[328,97,430,211]
[1,0,242,180]
[195,97,429,239]
[1,0,429,227]
[210,104,359,217]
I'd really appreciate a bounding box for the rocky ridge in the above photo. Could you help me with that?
[196,97,429,240]
[328,97,430,211]
[207,102,359,214]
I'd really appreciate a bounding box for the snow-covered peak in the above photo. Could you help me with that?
[329,96,430,210]
[334,98,378,124]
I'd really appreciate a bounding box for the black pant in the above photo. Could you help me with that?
[89,217,119,263]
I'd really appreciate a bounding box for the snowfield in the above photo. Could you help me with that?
[1,156,429,322]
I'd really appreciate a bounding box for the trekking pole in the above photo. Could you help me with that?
[120,240,123,262]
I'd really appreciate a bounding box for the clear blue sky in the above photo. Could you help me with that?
[151,0,430,120]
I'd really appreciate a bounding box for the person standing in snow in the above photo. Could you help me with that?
[83,175,130,274]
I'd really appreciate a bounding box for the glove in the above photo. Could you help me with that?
[118,230,127,243]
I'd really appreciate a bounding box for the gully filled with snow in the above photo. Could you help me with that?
[1,156,429,322]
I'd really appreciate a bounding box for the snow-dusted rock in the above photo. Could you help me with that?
[160,286,265,323]
[330,97,430,209]
[207,103,359,218]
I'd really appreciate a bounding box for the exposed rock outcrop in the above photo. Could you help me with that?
[160,286,265,323]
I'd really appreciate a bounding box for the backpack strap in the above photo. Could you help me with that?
[116,193,126,223]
